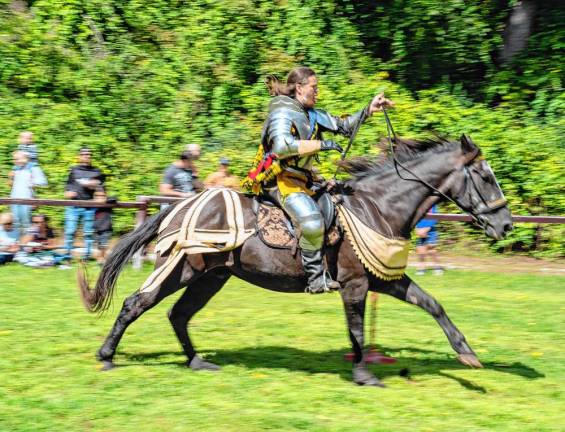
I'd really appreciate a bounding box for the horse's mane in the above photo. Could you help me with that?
[341,136,459,181]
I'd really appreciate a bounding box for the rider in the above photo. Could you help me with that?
[244,66,393,294]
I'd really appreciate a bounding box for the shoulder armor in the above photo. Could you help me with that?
[312,109,339,131]
[266,97,311,139]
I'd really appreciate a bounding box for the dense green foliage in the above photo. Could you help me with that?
[1,264,563,430]
[0,1,563,255]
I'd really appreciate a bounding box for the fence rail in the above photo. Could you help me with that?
[1,196,564,224]
[2,196,563,269]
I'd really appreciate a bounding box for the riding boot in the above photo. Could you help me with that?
[301,249,341,294]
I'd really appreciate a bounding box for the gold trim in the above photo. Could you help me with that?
[336,204,410,280]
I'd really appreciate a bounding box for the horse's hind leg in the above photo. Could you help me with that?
[168,269,231,371]
[372,275,482,368]
[96,263,186,369]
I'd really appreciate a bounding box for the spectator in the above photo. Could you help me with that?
[63,147,105,260]
[16,214,67,268]
[415,204,443,276]
[9,151,48,239]
[22,213,56,250]
[204,157,240,190]
[93,187,113,265]
[159,149,203,199]
[0,213,19,265]
[17,131,39,165]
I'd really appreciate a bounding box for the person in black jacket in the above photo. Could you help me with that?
[63,147,105,260]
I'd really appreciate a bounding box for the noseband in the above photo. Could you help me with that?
[459,164,508,215]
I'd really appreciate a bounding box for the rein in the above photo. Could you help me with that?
[381,108,506,225]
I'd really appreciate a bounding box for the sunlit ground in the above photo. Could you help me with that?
[0,264,562,431]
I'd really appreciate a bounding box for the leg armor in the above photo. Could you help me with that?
[283,192,324,251]
[283,192,340,293]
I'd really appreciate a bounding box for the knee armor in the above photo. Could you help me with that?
[283,192,324,251]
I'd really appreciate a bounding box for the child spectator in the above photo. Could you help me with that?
[17,131,39,165]
[93,187,113,265]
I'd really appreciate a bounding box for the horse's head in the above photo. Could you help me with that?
[446,135,513,240]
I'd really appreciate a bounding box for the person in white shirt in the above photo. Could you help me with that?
[8,151,47,239]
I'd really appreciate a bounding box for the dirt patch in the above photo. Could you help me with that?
[408,252,564,275]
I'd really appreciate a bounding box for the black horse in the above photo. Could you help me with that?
[79,135,512,387]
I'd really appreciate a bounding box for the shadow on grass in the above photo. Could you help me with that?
[118,345,544,391]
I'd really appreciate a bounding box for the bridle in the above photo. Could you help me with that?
[382,108,507,228]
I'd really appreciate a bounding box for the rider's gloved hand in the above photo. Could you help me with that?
[320,140,343,153]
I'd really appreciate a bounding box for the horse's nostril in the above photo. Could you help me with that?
[503,223,513,233]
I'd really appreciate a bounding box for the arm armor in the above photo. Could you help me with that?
[314,105,370,137]
[266,111,322,160]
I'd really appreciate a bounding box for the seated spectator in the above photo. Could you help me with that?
[63,147,105,260]
[17,131,39,165]
[415,204,443,276]
[15,214,67,268]
[204,157,240,191]
[9,151,48,240]
[0,213,19,265]
[160,149,203,199]
[93,187,114,265]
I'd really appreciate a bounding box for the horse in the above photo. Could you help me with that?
[79,134,512,387]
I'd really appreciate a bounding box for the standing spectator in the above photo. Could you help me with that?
[204,157,240,190]
[17,131,39,165]
[9,151,48,239]
[93,187,113,265]
[0,213,19,265]
[159,149,203,199]
[415,204,443,276]
[63,147,105,260]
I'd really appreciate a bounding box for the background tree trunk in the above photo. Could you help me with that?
[499,0,538,64]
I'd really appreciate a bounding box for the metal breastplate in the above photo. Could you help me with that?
[263,96,317,170]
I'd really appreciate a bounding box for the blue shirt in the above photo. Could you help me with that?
[415,205,438,229]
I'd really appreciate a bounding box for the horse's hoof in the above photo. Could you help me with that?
[188,356,221,371]
[353,365,386,387]
[458,353,483,368]
[100,361,116,371]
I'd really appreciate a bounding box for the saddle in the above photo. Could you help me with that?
[254,192,341,250]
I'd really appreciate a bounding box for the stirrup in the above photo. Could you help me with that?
[304,271,340,294]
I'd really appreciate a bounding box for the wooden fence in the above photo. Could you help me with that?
[1,196,563,269]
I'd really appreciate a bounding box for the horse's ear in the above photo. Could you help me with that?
[460,134,476,153]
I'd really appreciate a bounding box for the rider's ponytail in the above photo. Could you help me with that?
[265,67,316,97]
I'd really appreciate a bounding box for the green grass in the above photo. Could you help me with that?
[0,264,563,431]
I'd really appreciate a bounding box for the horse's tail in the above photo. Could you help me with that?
[78,205,176,313]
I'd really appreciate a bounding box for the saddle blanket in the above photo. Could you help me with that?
[139,190,410,293]
[140,189,255,292]
[336,204,410,280]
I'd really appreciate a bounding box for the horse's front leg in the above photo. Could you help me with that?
[371,275,482,368]
[340,275,385,387]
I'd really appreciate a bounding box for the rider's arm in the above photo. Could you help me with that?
[268,116,341,159]
[315,105,371,137]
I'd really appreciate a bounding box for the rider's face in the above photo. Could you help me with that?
[296,75,318,109]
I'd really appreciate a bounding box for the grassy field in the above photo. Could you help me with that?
[0,263,563,431]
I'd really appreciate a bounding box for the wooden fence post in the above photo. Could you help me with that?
[132,198,148,270]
